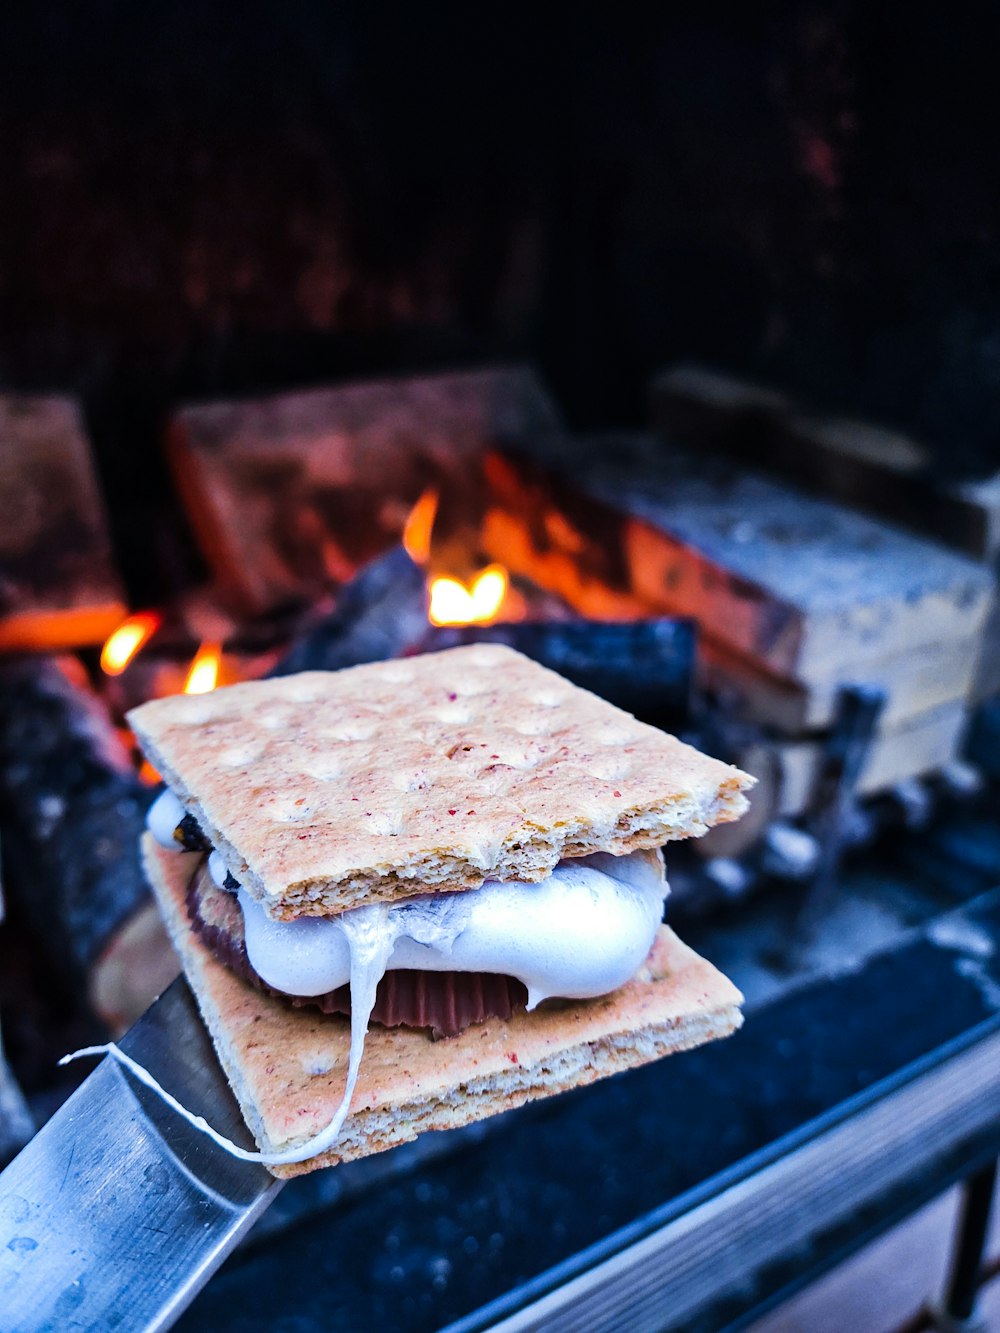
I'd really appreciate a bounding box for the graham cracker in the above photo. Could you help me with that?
[144,836,745,1178]
[129,645,753,919]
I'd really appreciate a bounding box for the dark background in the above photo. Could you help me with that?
[3,2,1000,477]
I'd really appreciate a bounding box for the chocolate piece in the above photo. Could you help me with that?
[173,811,212,853]
[186,864,527,1038]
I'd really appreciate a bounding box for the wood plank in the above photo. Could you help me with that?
[0,396,126,651]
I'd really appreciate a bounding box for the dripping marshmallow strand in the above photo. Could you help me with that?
[64,786,670,1166]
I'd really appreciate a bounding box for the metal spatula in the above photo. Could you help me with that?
[0,977,283,1332]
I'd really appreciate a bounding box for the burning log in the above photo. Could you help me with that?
[0,395,126,652]
[0,657,176,1032]
[167,365,563,616]
[270,546,428,676]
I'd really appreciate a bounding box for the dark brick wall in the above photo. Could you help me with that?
[3,2,1000,475]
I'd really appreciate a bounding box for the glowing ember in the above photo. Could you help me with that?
[402,487,439,564]
[429,565,509,626]
[100,612,162,676]
[183,641,222,694]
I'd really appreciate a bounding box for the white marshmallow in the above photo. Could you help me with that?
[147,787,186,850]
[209,849,237,892]
[240,849,667,1008]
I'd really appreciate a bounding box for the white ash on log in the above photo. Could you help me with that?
[0,396,126,652]
[167,365,563,616]
[777,415,1000,562]
[0,657,176,1032]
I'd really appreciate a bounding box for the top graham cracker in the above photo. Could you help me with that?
[129,644,753,919]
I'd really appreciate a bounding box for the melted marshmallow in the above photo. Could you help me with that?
[208,849,234,892]
[147,787,187,849]
[62,901,401,1166]
[240,850,667,1010]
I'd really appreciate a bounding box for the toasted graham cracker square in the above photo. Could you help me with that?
[144,836,745,1177]
[129,644,753,920]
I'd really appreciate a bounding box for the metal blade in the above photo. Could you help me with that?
[0,977,283,1333]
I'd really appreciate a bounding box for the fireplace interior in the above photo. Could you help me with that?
[2,6,1000,1331]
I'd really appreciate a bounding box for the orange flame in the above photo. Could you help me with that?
[183,641,222,694]
[429,565,509,627]
[100,611,163,676]
[402,488,439,564]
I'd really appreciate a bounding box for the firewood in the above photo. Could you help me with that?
[0,656,171,1031]
[0,396,126,651]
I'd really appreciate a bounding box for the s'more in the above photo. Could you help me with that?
[124,643,754,1177]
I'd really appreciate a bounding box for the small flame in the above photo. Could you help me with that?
[402,488,439,564]
[100,612,162,676]
[429,565,509,627]
[183,641,222,694]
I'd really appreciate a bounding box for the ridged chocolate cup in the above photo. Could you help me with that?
[186,862,527,1039]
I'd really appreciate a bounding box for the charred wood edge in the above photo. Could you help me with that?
[0,1021,34,1167]
[0,863,34,1163]
[0,655,154,982]
[425,619,696,726]
[269,545,428,676]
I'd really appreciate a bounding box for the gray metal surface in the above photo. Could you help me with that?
[446,1018,1000,1333]
[0,978,283,1333]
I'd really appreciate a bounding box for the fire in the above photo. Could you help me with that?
[183,641,222,694]
[429,565,509,627]
[402,487,439,564]
[100,612,163,676]
[403,487,511,625]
